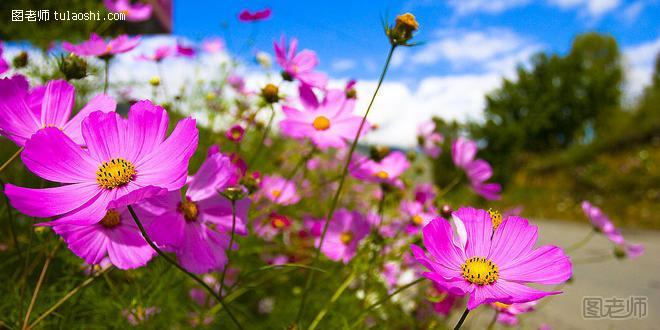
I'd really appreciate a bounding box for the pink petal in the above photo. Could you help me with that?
[63,94,116,145]
[489,216,538,266]
[40,80,75,128]
[124,100,169,161]
[81,111,128,162]
[452,207,493,257]
[499,245,572,285]
[5,182,101,218]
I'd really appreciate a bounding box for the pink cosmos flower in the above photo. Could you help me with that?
[137,45,173,62]
[0,76,116,147]
[318,209,370,263]
[417,120,443,158]
[5,100,198,225]
[62,33,140,58]
[176,43,196,57]
[581,201,644,259]
[491,300,537,326]
[414,183,436,205]
[451,137,501,200]
[350,151,410,187]
[279,89,364,150]
[238,8,272,22]
[274,36,327,88]
[401,200,435,235]
[227,74,248,94]
[141,152,250,274]
[51,187,165,269]
[226,124,245,142]
[122,306,160,325]
[260,175,300,205]
[0,42,8,74]
[411,207,572,310]
[202,37,225,53]
[104,0,152,22]
[430,283,461,316]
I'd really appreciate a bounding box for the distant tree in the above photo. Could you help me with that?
[470,33,623,184]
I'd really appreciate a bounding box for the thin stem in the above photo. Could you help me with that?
[308,271,357,330]
[247,104,275,167]
[0,147,23,174]
[454,308,470,330]
[1,179,22,261]
[572,254,614,264]
[103,58,109,94]
[219,199,238,296]
[28,267,112,329]
[487,310,499,330]
[437,175,461,200]
[296,44,397,325]
[565,229,596,253]
[156,62,170,101]
[350,278,424,328]
[22,242,61,329]
[126,206,244,330]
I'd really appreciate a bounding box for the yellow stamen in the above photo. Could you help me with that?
[374,170,389,179]
[271,189,282,198]
[494,302,511,310]
[312,116,331,131]
[100,209,121,228]
[461,257,499,285]
[488,208,503,230]
[178,200,199,222]
[412,215,424,226]
[340,231,353,245]
[96,158,136,189]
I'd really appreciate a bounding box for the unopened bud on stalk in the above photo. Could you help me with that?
[440,204,453,219]
[149,75,160,86]
[386,13,419,47]
[370,145,390,162]
[58,54,88,81]
[12,51,28,68]
[221,186,247,201]
[261,83,280,104]
[346,88,357,99]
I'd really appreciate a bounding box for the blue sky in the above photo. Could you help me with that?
[174,0,660,81]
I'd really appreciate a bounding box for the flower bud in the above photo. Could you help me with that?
[58,54,88,81]
[149,75,160,86]
[12,51,29,68]
[387,13,419,46]
[346,88,357,99]
[440,204,453,219]
[370,145,390,162]
[261,83,280,104]
[221,185,247,201]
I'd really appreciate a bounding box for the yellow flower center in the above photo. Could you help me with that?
[96,158,136,189]
[494,302,511,310]
[412,215,424,226]
[312,116,331,131]
[178,200,199,222]
[271,189,282,198]
[231,130,242,140]
[340,231,354,245]
[374,170,389,179]
[100,209,121,228]
[488,208,503,230]
[271,217,287,229]
[461,257,499,285]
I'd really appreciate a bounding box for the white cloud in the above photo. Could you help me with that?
[446,0,531,15]
[620,1,644,23]
[331,58,356,72]
[548,0,621,17]
[623,37,660,98]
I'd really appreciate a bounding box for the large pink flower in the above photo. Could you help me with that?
[451,137,501,200]
[350,151,410,187]
[0,76,116,147]
[5,100,198,225]
[104,0,152,22]
[238,8,271,22]
[0,41,8,74]
[274,36,327,88]
[140,151,250,274]
[62,33,140,58]
[318,209,370,264]
[411,207,572,310]
[279,90,364,150]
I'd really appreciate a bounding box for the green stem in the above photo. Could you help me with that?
[572,254,614,264]
[308,271,357,330]
[350,277,424,328]
[565,229,596,253]
[219,199,238,296]
[454,308,470,330]
[436,175,461,200]
[28,267,112,329]
[487,310,499,330]
[296,43,397,326]
[127,206,244,330]
[248,104,275,166]
[22,242,61,329]
[1,179,22,261]
[103,58,109,94]
[0,147,23,174]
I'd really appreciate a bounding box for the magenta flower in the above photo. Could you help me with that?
[414,183,436,205]
[226,124,245,142]
[401,200,435,234]
[0,42,8,74]
[411,207,572,310]
[417,120,443,158]
[5,100,198,225]
[279,90,364,150]
[62,33,140,58]
[274,36,327,88]
[137,45,173,62]
[490,300,537,326]
[141,151,250,274]
[51,187,165,269]
[451,137,501,200]
[260,175,300,205]
[227,74,248,94]
[431,283,461,316]
[318,209,370,263]
[176,43,196,57]
[104,0,152,22]
[350,151,410,187]
[0,76,116,147]
[238,8,272,22]
[202,37,225,54]
[581,201,644,259]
